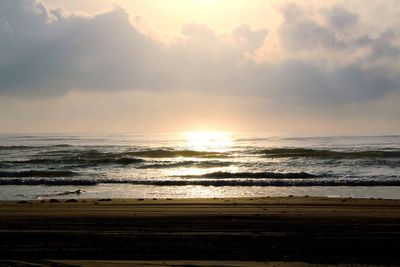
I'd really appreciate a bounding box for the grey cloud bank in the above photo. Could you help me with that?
[0,0,399,108]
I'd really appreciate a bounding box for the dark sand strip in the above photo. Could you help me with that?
[0,260,393,267]
[0,197,399,265]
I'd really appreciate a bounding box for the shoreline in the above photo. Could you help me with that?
[0,197,399,265]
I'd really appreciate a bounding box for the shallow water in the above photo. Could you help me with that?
[0,133,399,200]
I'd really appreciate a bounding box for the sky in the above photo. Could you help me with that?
[0,0,399,135]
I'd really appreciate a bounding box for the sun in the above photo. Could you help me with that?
[185,131,232,152]
[184,0,217,8]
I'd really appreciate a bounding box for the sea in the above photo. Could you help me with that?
[0,133,400,200]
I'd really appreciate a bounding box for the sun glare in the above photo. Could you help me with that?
[123,0,262,35]
[185,131,232,151]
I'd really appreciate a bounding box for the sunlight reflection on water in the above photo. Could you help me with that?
[184,131,233,152]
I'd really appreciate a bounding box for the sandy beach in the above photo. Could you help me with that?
[0,197,399,266]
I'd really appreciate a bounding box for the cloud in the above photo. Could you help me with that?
[253,3,400,105]
[232,24,268,51]
[324,5,358,30]
[278,4,343,51]
[0,0,167,95]
[0,0,267,96]
[0,0,399,111]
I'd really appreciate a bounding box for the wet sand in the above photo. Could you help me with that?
[0,197,399,266]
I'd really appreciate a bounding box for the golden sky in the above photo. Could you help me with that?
[45,0,281,34]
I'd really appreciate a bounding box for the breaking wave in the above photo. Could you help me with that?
[139,161,232,169]
[258,148,400,158]
[4,149,229,167]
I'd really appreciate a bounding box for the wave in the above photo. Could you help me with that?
[0,144,73,150]
[4,149,227,167]
[0,179,97,186]
[0,170,78,178]
[74,151,146,165]
[0,178,399,187]
[4,157,230,168]
[6,155,145,166]
[0,145,39,150]
[37,148,227,160]
[182,171,319,179]
[139,161,232,169]
[113,157,145,165]
[353,159,400,168]
[121,179,400,187]
[52,144,73,148]
[258,148,400,158]
[126,149,227,158]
